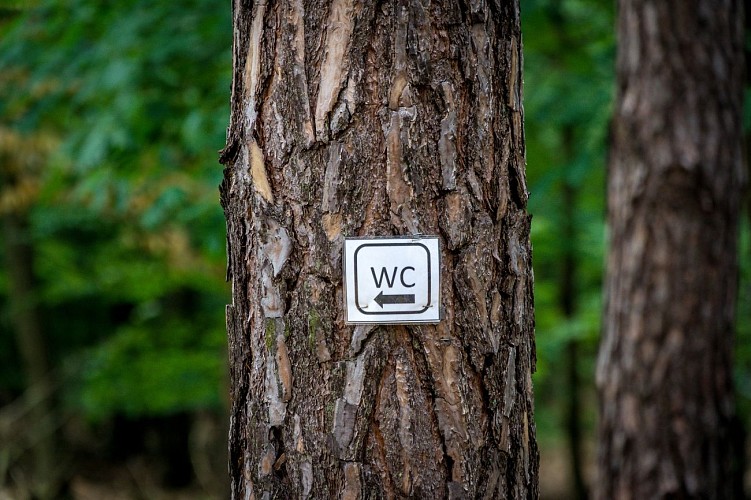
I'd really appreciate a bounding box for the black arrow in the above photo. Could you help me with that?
[375,291,415,308]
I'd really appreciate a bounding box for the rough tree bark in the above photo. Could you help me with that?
[219,1,538,497]
[596,1,745,498]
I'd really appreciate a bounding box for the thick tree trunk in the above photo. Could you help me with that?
[596,1,745,498]
[220,1,538,498]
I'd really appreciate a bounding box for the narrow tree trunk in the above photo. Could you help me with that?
[561,177,586,500]
[219,1,538,498]
[596,1,745,498]
[1,211,56,497]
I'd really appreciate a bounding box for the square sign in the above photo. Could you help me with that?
[344,236,440,324]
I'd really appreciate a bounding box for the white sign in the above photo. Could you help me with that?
[344,237,440,324]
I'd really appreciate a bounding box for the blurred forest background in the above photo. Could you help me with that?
[0,0,748,498]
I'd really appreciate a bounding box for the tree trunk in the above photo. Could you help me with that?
[219,1,538,498]
[561,177,586,500]
[596,1,745,498]
[1,211,57,498]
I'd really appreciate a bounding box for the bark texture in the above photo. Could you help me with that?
[220,1,538,498]
[596,1,745,498]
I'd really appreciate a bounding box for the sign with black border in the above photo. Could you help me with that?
[343,236,440,324]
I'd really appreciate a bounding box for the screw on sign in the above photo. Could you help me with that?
[343,236,441,324]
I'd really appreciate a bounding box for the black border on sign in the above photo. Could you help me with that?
[353,242,431,315]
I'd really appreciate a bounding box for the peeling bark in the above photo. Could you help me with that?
[596,1,745,498]
[220,1,538,497]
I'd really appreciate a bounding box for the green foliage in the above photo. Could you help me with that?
[0,0,232,419]
[522,0,615,442]
[69,320,226,420]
